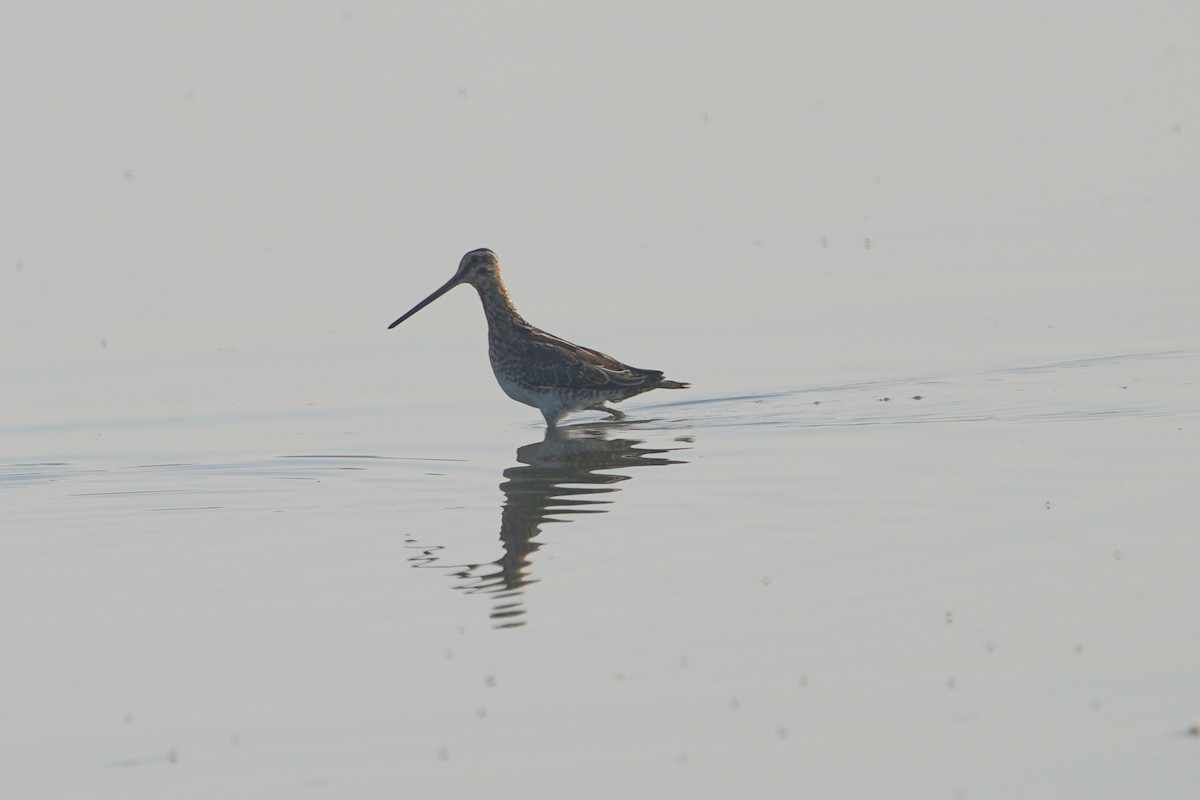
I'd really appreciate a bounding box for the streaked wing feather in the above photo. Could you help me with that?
[513,328,662,390]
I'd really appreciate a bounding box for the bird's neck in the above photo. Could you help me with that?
[472,274,528,330]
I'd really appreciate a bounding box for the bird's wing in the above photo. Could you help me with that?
[507,328,663,390]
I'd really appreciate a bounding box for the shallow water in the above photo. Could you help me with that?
[5,346,1198,798]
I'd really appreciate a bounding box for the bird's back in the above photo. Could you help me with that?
[490,323,683,398]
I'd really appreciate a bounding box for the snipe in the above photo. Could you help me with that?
[388,248,689,426]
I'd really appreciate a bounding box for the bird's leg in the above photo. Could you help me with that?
[588,403,626,420]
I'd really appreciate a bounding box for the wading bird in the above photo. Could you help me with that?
[388,249,689,426]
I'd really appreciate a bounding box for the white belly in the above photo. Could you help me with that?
[493,367,589,424]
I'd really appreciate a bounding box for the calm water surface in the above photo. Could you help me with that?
[4,347,1197,799]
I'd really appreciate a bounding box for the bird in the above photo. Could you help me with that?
[387,248,689,427]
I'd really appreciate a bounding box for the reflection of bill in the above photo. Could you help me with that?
[407,426,688,629]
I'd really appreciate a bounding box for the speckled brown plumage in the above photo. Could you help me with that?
[388,248,689,426]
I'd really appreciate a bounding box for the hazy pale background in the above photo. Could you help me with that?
[2,2,1198,798]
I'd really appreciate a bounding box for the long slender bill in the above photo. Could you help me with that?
[387,275,462,329]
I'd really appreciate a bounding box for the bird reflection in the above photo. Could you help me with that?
[407,425,688,628]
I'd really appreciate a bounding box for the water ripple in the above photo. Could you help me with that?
[634,349,1197,430]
